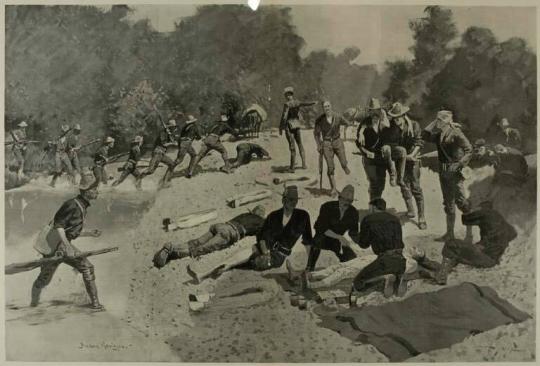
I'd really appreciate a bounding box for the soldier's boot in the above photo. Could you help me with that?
[328,175,338,197]
[388,162,397,187]
[49,173,59,188]
[464,225,474,244]
[220,160,232,174]
[435,214,456,242]
[382,274,396,298]
[299,149,307,170]
[417,198,427,230]
[288,154,296,173]
[405,198,416,219]
[134,177,143,191]
[152,242,189,269]
[159,169,173,189]
[84,280,105,311]
[394,275,408,297]
[30,283,42,307]
[434,257,457,285]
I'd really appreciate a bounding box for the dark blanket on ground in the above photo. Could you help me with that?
[318,282,530,362]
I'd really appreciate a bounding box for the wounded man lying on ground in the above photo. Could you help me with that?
[152,205,266,268]
[230,142,271,169]
[287,246,431,291]
[187,185,313,283]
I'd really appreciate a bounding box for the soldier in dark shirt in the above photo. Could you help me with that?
[187,113,238,177]
[31,169,105,310]
[92,136,115,186]
[152,205,266,269]
[356,98,388,205]
[280,87,318,173]
[306,185,361,271]
[231,142,271,168]
[174,115,202,172]
[314,101,353,196]
[112,135,144,190]
[250,185,313,270]
[352,198,407,298]
[141,119,177,188]
[436,200,518,284]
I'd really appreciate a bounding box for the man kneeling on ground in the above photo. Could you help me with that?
[350,198,408,298]
[435,200,518,284]
[152,205,266,268]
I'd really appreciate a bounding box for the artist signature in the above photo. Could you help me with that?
[78,341,132,351]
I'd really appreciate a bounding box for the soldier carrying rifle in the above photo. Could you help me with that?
[141,105,178,189]
[92,136,116,186]
[31,169,107,311]
[112,135,144,190]
[49,124,76,187]
[7,121,39,179]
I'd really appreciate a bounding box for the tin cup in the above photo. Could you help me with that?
[290,294,300,306]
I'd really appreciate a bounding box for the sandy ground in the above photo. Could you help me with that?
[5,129,536,362]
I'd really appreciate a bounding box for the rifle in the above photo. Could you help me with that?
[105,152,130,165]
[72,138,100,152]
[5,246,119,275]
[117,165,150,172]
[153,105,175,143]
[5,140,40,146]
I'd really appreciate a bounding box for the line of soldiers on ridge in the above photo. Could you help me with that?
[7,112,271,190]
[19,86,528,310]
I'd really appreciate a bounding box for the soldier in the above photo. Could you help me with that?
[186,113,238,178]
[141,119,177,188]
[422,110,473,242]
[435,200,518,284]
[67,124,82,177]
[314,101,353,196]
[386,102,427,229]
[152,205,266,271]
[9,121,29,178]
[351,198,407,298]
[279,87,317,173]
[50,124,76,187]
[231,142,271,169]
[305,184,361,271]
[174,115,202,173]
[356,98,388,207]
[112,135,144,190]
[31,169,105,310]
[92,136,115,186]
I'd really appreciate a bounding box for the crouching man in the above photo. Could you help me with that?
[351,198,407,298]
[435,200,518,284]
[31,169,104,311]
[152,205,266,268]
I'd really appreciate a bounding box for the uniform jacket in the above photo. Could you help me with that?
[314,112,350,144]
[422,124,472,166]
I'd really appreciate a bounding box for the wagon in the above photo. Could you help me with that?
[238,104,267,138]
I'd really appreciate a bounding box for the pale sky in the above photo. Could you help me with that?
[125,4,536,68]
